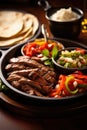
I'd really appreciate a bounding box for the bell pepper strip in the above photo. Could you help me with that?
[75,79,84,84]
[65,75,78,95]
[73,74,87,80]
[72,71,87,84]
[49,75,66,97]
[78,84,87,88]
[49,74,73,97]
[49,71,87,98]
[39,42,48,51]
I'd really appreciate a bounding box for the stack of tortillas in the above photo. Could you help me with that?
[0,10,39,48]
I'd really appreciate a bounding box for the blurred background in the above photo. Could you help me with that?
[0,0,86,16]
[0,0,86,9]
[0,0,87,40]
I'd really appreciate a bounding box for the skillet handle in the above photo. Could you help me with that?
[0,49,7,61]
[38,0,51,11]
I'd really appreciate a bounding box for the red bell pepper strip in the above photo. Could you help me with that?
[49,75,66,97]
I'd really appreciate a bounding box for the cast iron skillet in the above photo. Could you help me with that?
[0,37,87,107]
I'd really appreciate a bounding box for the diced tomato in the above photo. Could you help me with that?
[26,50,32,56]
[23,40,57,58]
[47,44,54,51]
[76,48,85,54]
[23,42,38,56]
[30,47,37,56]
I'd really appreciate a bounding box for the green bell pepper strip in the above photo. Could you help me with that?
[78,84,87,88]
[65,76,78,94]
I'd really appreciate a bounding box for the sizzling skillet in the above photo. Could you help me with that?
[0,37,87,109]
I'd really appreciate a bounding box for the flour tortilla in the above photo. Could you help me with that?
[0,11,23,22]
[0,27,33,47]
[0,19,23,38]
[20,15,33,35]
[0,11,24,38]
[0,10,39,48]
[23,13,39,35]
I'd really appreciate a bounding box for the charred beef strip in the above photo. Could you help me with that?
[7,71,53,95]
[21,85,44,96]
[7,74,22,82]
[8,68,38,77]
[5,56,57,96]
[9,56,30,63]
[5,64,26,72]
[9,56,43,68]
[19,77,52,94]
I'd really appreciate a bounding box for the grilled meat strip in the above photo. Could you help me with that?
[5,56,57,96]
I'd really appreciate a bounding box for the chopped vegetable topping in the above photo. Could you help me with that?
[57,48,87,68]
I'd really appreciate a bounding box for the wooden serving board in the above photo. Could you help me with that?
[0,92,32,117]
[1,91,87,118]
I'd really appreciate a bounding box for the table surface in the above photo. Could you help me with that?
[0,1,87,130]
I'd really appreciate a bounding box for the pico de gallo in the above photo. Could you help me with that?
[57,48,87,68]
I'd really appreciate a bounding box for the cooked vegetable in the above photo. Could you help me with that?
[49,71,87,98]
[23,39,63,66]
[0,79,7,91]
[65,75,78,94]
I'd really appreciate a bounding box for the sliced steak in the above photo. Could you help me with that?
[5,64,26,72]
[5,56,57,96]
[21,85,44,96]
[9,68,38,77]
[9,56,43,68]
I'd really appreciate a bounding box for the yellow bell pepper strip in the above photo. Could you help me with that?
[65,75,78,95]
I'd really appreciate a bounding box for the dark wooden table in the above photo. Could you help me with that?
[0,1,87,130]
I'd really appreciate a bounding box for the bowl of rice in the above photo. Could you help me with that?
[46,7,84,39]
